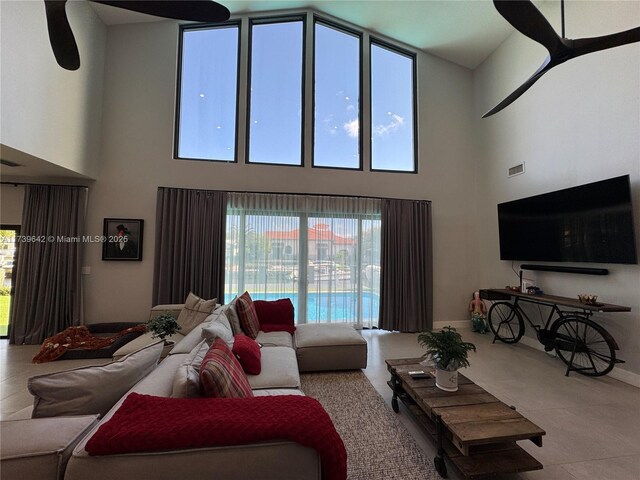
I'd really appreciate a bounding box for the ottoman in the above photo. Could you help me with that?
[0,415,99,480]
[294,323,367,372]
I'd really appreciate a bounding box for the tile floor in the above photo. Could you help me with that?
[1,329,639,479]
[361,328,640,480]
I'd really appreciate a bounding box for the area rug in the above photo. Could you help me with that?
[300,371,439,480]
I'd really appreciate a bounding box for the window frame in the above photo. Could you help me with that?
[174,21,242,163]
[245,15,307,167]
[311,16,363,171]
[369,37,418,174]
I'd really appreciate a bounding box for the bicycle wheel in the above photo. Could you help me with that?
[551,316,616,376]
[488,302,524,344]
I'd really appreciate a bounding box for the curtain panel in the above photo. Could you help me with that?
[379,199,433,333]
[152,188,227,305]
[226,193,381,327]
[10,185,87,344]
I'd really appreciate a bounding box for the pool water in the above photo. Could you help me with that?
[225,291,379,323]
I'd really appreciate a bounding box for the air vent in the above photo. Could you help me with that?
[508,162,525,177]
[0,159,22,167]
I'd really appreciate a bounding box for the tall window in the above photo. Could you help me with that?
[247,18,304,165]
[313,21,361,169]
[370,41,416,172]
[176,24,240,161]
[225,193,381,327]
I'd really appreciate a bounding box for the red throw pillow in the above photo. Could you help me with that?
[199,338,253,398]
[253,298,295,334]
[232,334,262,375]
[235,292,261,339]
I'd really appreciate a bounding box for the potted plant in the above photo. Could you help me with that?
[147,312,181,346]
[418,326,476,392]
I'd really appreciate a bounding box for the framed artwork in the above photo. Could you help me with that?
[102,219,144,261]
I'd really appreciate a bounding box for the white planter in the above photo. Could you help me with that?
[435,368,458,392]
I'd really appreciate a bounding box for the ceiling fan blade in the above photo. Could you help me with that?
[570,27,640,59]
[90,0,230,23]
[493,0,564,55]
[44,0,80,70]
[483,56,553,118]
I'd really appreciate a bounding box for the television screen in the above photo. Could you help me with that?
[498,175,638,264]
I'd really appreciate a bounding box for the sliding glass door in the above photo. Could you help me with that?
[0,226,19,338]
[225,194,381,327]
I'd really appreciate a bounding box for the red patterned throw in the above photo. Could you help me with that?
[86,392,347,480]
[32,325,147,364]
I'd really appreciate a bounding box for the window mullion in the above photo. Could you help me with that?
[238,211,246,294]
[357,216,363,328]
[298,213,308,324]
[362,31,372,171]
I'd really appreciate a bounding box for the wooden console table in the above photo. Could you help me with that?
[386,358,545,479]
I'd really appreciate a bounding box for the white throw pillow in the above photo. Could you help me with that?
[28,341,163,418]
[169,319,212,355]
[170,340,209,398]
[221,297,243,335]
[176,293,218,335]
[202,311,234,349]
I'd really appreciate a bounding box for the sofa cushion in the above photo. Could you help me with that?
[176,293,218,335]
[201,311,234,349]
[232,334,261,375]
[200,338,253,398]
[254,298,296,334]
[247,346,300,390]
[255,330,294,348]
[235,292,261,339]
[112,331,185,360]
[28,341,163,418]
[253,389,305,397]
[171,341,209,398]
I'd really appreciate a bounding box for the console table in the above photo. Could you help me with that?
[386,358,545,479]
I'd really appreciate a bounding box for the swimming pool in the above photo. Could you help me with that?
[225,291,379,323]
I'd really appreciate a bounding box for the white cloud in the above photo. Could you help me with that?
[343,119,359,138]
[373,114,404,136]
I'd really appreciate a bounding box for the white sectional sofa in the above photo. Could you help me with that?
[1,303,368,480]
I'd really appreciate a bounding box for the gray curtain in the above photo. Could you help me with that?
[153,187,227,305]
[379,199,433,332]
[10,185,87,344]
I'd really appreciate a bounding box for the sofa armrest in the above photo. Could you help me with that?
[149,304,184,320]
[0,415,99,480]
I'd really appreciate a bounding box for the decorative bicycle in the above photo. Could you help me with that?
[480,289,628,377]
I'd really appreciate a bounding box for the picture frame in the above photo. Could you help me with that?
[102,219,144,261]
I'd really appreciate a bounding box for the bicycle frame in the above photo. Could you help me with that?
[509,297,594,335]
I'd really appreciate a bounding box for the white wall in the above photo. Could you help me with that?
[80,19,479,327]
[0,185,24,225]
[473,1,640,374]
[0,0,106,178]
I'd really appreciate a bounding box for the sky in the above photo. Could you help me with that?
[177,20,414,171]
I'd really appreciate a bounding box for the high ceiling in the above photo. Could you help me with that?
[89,0,519,69]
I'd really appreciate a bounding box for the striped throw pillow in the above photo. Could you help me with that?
[235,292,261,339]
[199,338,253,398]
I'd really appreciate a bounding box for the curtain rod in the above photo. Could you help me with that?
[1,181,89,189]
[157,186,432,204]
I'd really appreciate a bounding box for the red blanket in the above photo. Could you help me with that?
[32,325,147,363]
[86,393,347,480]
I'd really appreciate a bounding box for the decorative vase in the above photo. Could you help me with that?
[161,339,175,359]
[435,368,458,392]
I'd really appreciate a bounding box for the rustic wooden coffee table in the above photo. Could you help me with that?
[386,358,545,479]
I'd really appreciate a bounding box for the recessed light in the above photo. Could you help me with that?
[199,93,205,98]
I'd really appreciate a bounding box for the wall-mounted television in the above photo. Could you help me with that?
[498,175,638,264]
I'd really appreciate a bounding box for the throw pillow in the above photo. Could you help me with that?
[28,341,163,418]
[253,298,296,334]
[221,298,243,335]
[232,334,262,375]
[176,293,218,335]
[201,311,234,349]
[171,340,209,398]
[235,292,261,339]
[199,338,253,398]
